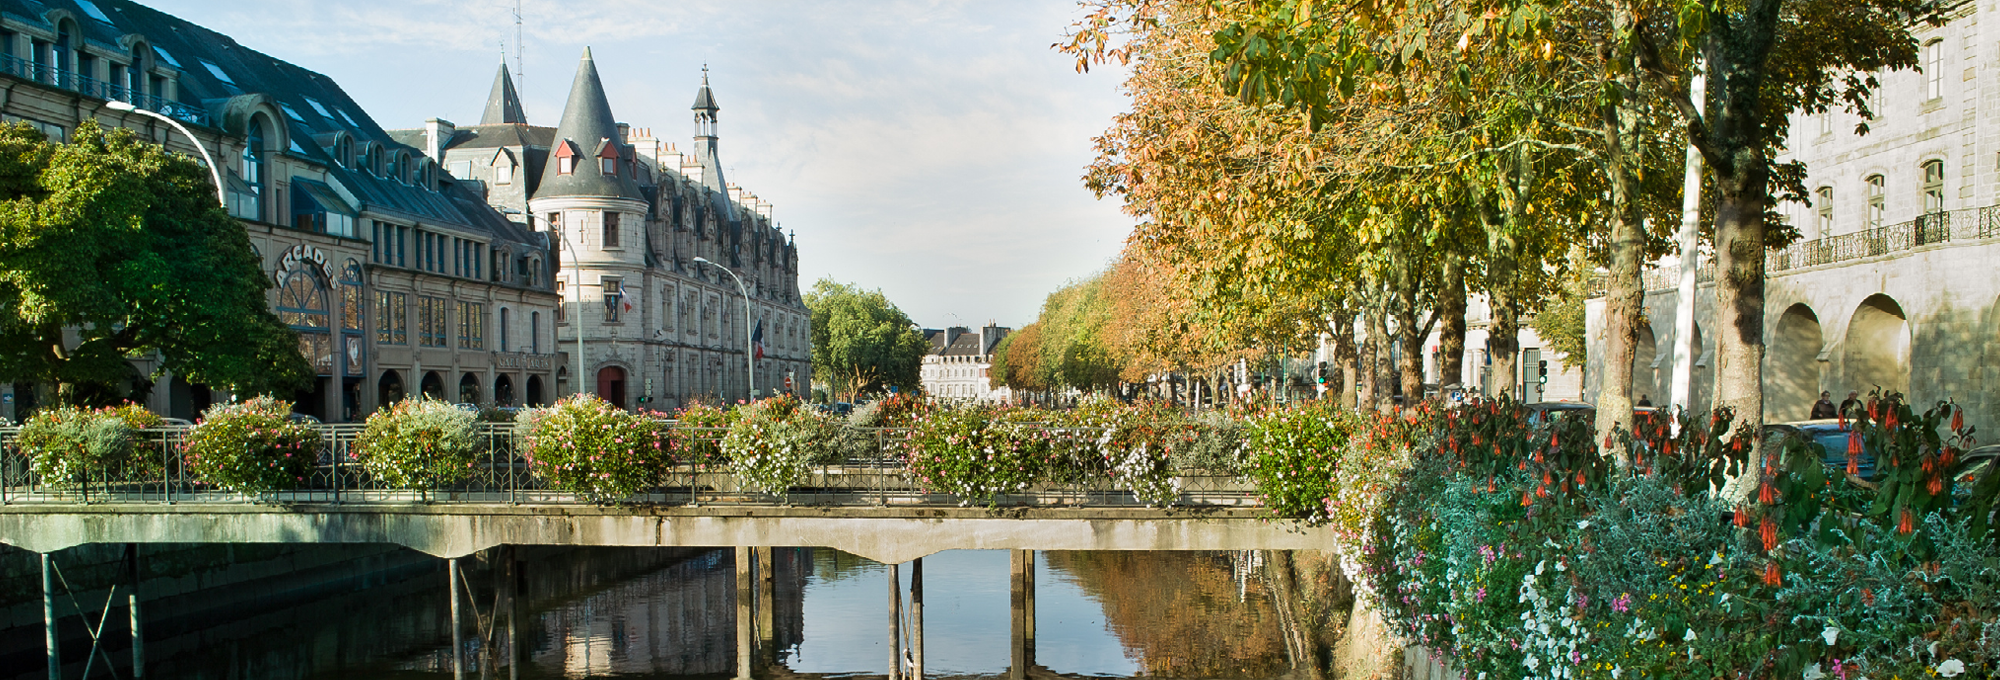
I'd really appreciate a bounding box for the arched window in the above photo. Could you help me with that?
[125,42,147,99]
[241,117,267,219]
[276,269,330,329]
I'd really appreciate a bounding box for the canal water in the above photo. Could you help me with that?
[8,547,1312,680]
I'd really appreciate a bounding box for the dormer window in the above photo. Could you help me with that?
[596,141,620,177]
[554,141,578,175]
[601,157,617,176]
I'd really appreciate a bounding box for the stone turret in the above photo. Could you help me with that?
[536,48,643,201]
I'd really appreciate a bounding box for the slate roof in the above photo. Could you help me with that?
[535,48,643,201]
[0,0,538,245]
[481,64,528,125]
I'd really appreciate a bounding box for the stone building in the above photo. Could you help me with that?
[0,0,561,422]
[920,324,1011,403]
[1584,0,2000,433]
[398,53,810,410]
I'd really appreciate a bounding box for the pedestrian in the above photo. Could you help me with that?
[1811,391,1838,419]
[1839,391,1862,418]
[1637,394,1653,407]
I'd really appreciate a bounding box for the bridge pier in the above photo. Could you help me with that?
[911,556,923,680]
[757,546,774,658]
[449,556,465,680]
[888,561,903,680]
[43,552,58,680]
[125,543,144,679]
[503,546,520,680]
[1009,549,1035,680]
[736,546,753,680]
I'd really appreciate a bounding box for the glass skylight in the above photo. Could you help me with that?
[280,103,305,122]
[303,97,333,119]
[152,46,181,68]
[74,0,113,23]
[200,60,235,84]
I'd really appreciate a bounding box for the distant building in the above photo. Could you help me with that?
[396,56,810,409]
[0,0,561,422]
[1584,0,2000,434]
[920,324,1011,403]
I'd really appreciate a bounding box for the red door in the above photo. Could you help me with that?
[597,366,627,409]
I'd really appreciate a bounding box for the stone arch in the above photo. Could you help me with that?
[377,370,405,407]
[494,374,516,406]
[526,375,546,407]
[1769,304,1825,420]
[420,371,445,400]
[458,373,481,404]
[1633,323,1660,406]
[1841,294,1911,397]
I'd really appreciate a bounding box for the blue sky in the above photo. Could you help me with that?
[145,0,1136,329]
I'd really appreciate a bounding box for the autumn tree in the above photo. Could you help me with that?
[0,122,311,406]
[803,278,929,401]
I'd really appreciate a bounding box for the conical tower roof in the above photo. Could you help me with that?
[693,69,719,112]
[480,64,528,125]
[536,48,643,201]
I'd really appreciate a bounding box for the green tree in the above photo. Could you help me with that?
[0,122,310,405]
[803,278,928,401]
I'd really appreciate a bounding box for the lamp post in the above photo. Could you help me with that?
[104,100,225,207]
[500,209,586,398]
[694,256,755,401]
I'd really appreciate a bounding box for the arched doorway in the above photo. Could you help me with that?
[420,371,445,400]
[458,374,482,404]
[1770,304,1825,420]
[378,370,405,408]
[495,374,516,406]
[597,366,628,409]
[527,375,545,407]
[1632,324,1660,406]
[1842,294,1911,397]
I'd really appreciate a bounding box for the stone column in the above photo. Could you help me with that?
[736,546,753,680]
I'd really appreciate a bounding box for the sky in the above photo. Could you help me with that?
[143,0,1138,330]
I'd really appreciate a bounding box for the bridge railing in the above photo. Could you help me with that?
[0,423,1258,508]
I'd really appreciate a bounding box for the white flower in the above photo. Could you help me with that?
[1936,659,1965,677]
[1802,663,1826,680]
[1576,519,1590,529]
[1821,625,1839,646]
[1683,628,1699,642]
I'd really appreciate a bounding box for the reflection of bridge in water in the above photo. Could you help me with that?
[0,426,1331,680]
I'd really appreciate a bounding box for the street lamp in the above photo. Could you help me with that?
[104,100,225,207]
[499,208,586,398]
[694,256,756,401]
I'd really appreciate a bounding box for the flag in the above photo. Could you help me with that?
[752,319,765,359]
[619,281,633,311]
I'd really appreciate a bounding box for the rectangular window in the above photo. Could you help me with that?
[372,221,381,262]
[603,212,621,248]
[499,307,510,352]
[458,302,485,349]
[1925,40,1943,101]
[494,164,513,185]
[1923,160,1945,213]
[1865,175,1885,229]
[397,226,408,267]
[601,157,618,175]
[531,312,540,353]
[1816,187,1835,235]
[555,280,566,323]
[602,277,622,323]
[418,296,449,347]
[376,291,407,345]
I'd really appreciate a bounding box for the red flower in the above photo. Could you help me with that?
[1759,480,1775,505]
[1760,515,1779,552]
[1953,406,1965,432]
[1763,562,1783,587]
[1734,505,1751,528]
[1897,509,1914,535]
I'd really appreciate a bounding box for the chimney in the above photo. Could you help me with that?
[617,122,631,144]
[424,118,455,160]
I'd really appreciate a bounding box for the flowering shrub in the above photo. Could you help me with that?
[353,398,482,489]
[1170,409,1246,474]
[1067,398,1189,506]
[18,404,163,485]
[1240,400,1359,521]
[720,395,840,498]
[901,405,1055,505]
[671,401,733,466]
[518,395,674,501]
[1363,394,2000,680]
[182,397,323,494]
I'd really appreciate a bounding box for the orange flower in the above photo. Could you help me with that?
[1764,562,1783,586]
[1760,515,1779,552]
[1897,509,1914,535]
[1927,475,1943,496]
[1734,505,1751,528]
[1953,406,1964,432]
[1759,480,1775,505]
[1521,489,1533,507]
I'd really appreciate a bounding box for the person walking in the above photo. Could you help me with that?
[1811,391,1838,419]
[1839,391,1863,418]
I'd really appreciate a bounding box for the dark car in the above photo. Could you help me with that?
[1763,419,1876,480]
[1525,401,1595,427]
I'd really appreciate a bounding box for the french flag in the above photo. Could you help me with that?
[752,319,765,359]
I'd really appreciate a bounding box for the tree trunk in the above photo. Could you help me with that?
[1593,16,1646,466]
[1367,307,1394,413]
[1438,256,1468,390]
[1355,317,1376,410]
[1332,310,1358,410]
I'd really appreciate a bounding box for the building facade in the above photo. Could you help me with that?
[920,324,1011,403]
[1585,0,2000,434]
[399,53,810,410]
[0,0,563,423]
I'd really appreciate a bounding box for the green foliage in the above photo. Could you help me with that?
[804,278,929,400]
[1240,400,1361,521]
[518,395,675,501]
[721,395,841,498]
[0,122,310,404]
[1064,397,1187,506]
[18,404,162,485]
[181,396,322,494]
[1033,277,1120,390]
[353,398,483,490]
[1528,266,1591,365]
[671,401,734,465]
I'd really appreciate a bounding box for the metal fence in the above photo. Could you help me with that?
[0,54,213,127]
[0,424,1258,508]
[1767,206,2000,273]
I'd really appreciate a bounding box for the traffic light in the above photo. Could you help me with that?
[1537,360,1550,385]
[1316,361,1328,384]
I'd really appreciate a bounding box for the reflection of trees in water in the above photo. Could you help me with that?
[1042,551,1289,679]
[807,546,881,584]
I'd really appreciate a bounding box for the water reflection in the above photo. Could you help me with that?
[6,546,1301,680]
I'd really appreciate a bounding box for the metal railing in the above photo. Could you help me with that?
[1768,206,2000,273]
[0,423,1258,508]
[0,54,211,127]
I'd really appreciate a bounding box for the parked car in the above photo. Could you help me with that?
[288,412,321,426]
[1525,401,1595,427]
[1762,419,1876,479]
[813,402,854,417]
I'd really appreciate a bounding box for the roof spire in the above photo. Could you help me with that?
[535,47,641,200]
[480,63,528,125]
